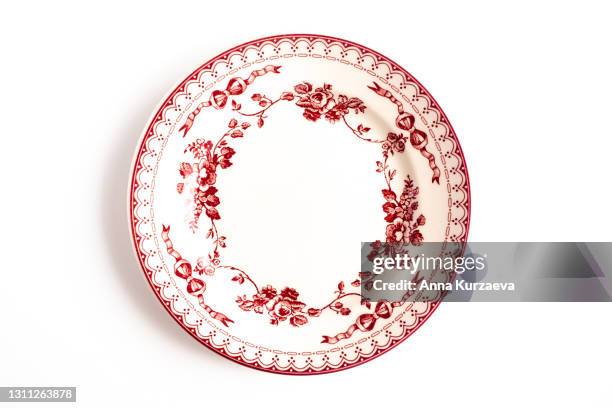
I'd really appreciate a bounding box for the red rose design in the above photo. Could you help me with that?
[271,300,293,321]
[295,85,335,122]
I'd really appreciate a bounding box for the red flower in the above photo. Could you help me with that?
[198,162,217,185]
[386,219,411,243]
[409,230,424,245]
[296,85,334,122]
[324,108,344,123]
[296,88,333,111]
[302,108,321,121]
[260,285,277,299]
[280,287,299,301]
[383,132,407,156]
[401,186,419,202]
[252,293,269,309]
[179,162,193,178]
[271,300,292,321]
[198,186,220,208]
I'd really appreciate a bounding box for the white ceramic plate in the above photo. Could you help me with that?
[129,34,470,374]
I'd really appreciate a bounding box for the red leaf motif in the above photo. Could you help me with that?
[204,186,218,195]
[382,202,396,213]
[280,91,294,101]
[218,158,232,169]
[231,100,241,110]
[338,281,345,292]
[231,275,245,284]
[351,279,360,287]
[294,82,312,94]
[382,189,396,201]
[230,129,244,138]
[289,301,306,312]
[290,314,308,327]
[359,271,373,279]
[357,124,371,134]
[206,195,220,206]
[239,300,254,311]
[257,117,264,128]
[307,308,321,317]
[228,118,238,128]
[384,212,398,223]
[205,207,220,220]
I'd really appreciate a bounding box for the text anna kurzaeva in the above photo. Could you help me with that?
[369,252,515,292]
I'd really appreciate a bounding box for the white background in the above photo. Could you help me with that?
[1,1,611,407]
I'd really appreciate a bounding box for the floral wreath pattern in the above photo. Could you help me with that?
[165,66,430,343]
[130,35,470,374]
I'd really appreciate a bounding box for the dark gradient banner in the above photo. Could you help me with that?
[360,242,612,302]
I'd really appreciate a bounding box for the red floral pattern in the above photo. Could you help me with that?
[168,72,427,333]
[236,285,307,326]
[233,277,362,327]
[382,176,424,245]
[293,82,366,123]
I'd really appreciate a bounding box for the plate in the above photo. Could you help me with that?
[129,34,470,374]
